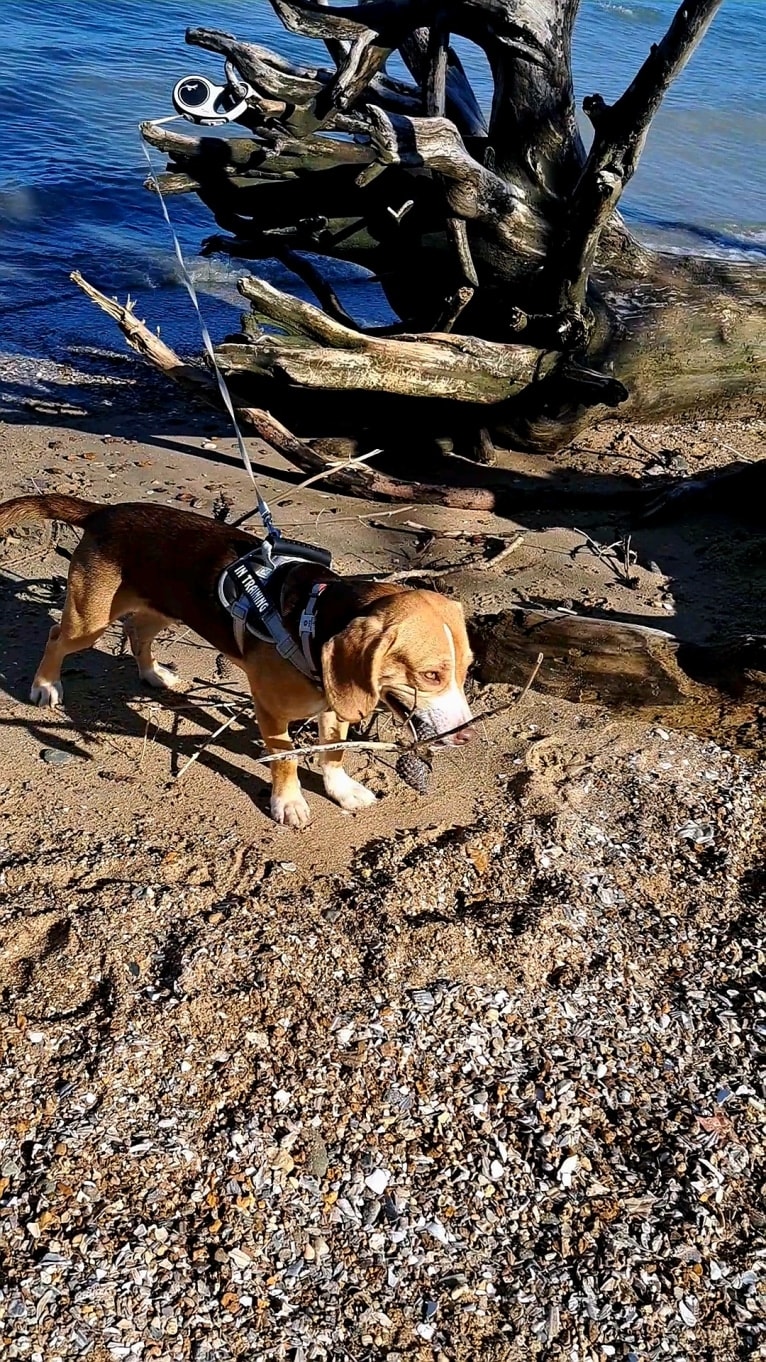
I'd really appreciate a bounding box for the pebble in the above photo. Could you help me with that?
[364,1167,391,1196]
[306,1130,329,1178]
[40,748,76,765]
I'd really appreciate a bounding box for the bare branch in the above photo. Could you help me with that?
[425,20,448,117]
[267,0,434,43]
[366,106,531,246]
[276,248,363,330]
[432,284,475,332]
[238,275,369,348]
[186,26,328,103]
[557,0,725,322]
[317,31,394,114]
[446,216,479,288]
[400,29,487,137]
[268,0,373,43]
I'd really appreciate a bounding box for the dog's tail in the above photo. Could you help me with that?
[0,494,99,536]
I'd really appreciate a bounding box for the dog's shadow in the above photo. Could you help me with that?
[0,563,329,818]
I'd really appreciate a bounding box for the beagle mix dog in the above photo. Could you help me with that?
[0,495,475,826]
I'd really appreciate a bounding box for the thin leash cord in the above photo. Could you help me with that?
[140,127,277,539]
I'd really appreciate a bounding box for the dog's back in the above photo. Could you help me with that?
[0,494,260,650]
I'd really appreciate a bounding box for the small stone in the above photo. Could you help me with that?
[679,1297,698,1328]
[229,1249,251,1269]
[426,1220,449,1245]
[411,989,436,1013]
[41,748,76,766]
[365,1167,391,1196]
[558,1155,579,1187]
[306,1131,329,1178]
[271,1149,295,1175]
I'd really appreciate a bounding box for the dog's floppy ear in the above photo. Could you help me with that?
[321,616,393,723]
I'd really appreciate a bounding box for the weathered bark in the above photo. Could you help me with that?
[229,275,546,401]
[471,609,766,708]
[131,0,763,472]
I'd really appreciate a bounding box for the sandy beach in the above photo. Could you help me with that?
[0,350,764,1360]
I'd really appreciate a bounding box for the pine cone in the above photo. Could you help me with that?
[395,750,432,793]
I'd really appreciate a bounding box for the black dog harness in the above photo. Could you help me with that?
[217,534,333,683]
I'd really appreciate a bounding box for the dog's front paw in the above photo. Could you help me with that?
[323,768,377,813]
[271,791,312,828]
[141,662,182,691]
[30,679,63,708]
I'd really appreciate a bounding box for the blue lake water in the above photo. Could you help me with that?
[1,0,764,359]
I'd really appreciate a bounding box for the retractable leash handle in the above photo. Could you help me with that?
[171,72,255,125]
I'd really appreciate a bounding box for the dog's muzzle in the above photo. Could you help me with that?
[411,687,476,746]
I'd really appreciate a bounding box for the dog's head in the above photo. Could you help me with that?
[322,589,475,744]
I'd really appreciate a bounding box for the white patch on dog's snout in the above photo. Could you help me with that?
[414,624,473,742]
[416,686,473,740]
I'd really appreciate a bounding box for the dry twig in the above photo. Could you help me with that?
[174,709,245,780]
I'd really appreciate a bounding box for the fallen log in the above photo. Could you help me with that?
[232,274,546,402]
[230,274,626,413]
[471,608,766,708]
[70,271,500,509]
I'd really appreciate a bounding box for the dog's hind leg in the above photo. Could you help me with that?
[124,609,180,691]
[30,552,121,708]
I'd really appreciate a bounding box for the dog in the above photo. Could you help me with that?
[0,495,475,826]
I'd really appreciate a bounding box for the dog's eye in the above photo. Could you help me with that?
[422,670,441,683]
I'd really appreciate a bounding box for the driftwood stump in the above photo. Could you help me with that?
[129,0,764,484]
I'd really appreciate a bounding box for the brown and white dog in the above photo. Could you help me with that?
[0,495,475,826]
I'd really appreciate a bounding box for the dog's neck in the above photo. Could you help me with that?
[275,562,405,678]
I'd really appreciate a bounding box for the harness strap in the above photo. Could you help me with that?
[298,582,328,676]
[218,540,332,685]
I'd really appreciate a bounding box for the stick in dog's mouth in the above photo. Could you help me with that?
[384,693,448,746]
